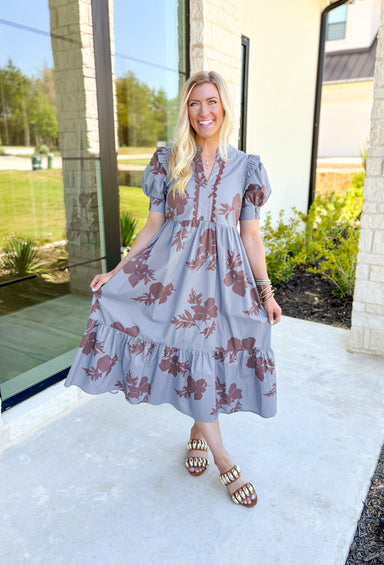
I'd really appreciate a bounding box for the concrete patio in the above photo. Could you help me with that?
[0,315,383,565]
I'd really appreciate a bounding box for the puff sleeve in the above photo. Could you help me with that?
[142,147,170,213]
[239,154,272,221]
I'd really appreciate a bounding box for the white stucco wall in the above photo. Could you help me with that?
[241,0,325,220]
[326,0,381,53]
[318,80,374,157]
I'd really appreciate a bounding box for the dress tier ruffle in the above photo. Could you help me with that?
[65,145,277,423]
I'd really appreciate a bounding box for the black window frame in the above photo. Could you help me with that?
[239,35,250,152]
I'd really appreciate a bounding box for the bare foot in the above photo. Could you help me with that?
[185,423,210,475]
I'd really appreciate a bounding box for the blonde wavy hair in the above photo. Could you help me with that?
[168,71,234,194]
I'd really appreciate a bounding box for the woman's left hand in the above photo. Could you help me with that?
[264,297,282,325]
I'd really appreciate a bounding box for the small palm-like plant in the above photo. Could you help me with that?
[120,210,138,248]
[1,236,47,277]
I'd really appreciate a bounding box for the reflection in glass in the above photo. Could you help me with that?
[0,10,67,310]
[0,2,102,403]
[114,0,187,188]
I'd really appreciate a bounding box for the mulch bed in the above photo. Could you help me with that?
[274,265,352,329]
[346,445,384,565]
[275,267,383,564]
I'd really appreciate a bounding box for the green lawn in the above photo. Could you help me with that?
[0,170,149,248]
[118,159,150,166]
[117,146,155,155]
[0,170,66,246]
[120,185,149,231]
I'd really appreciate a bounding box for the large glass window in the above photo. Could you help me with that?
[0,0,188,410]
[113,0,188,197]
[0,1,105,408]
[327,5,348,41]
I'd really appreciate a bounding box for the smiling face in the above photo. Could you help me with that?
[188,82,224,145]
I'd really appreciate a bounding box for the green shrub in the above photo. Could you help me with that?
[120,210,138,247]
[298,185,363,297]
[1,236,48,277]
[303,185,361,234]
[262,185,363,297]
[35,144,49,154]
[305,225,359,298]
[360,140,368,172]
[352,170,365,191]
[261,210,305,286]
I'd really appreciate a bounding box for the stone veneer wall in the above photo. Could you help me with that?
[189,0,242,144]
[49,0,102,293]
[350,2,384,356]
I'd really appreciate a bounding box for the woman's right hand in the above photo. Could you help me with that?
[90,270,115,292]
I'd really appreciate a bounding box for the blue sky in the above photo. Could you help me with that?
[0,1,53,76]
[0,0,182,96]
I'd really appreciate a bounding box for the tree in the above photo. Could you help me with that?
[29,65,58,146]
[116,72,172,147]
[0,59,30,146]
[0,60,58,147]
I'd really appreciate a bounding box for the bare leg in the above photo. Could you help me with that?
[193,419,256,505]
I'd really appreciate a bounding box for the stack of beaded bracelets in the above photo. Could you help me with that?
[255,278,275,305]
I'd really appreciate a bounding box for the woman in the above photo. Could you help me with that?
[65,70,281,508]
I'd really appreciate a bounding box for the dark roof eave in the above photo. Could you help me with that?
[323,35,378,82]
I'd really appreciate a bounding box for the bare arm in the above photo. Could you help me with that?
[90,210,165,291]
[240,219,282,325]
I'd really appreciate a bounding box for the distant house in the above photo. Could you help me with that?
[318,0,382,158]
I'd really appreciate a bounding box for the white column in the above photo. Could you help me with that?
[350,2,384,356]
[189,0,242,145]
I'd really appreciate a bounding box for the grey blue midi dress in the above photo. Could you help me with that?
[65,144,277,422]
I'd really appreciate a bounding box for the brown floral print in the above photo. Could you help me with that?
[209,157,225,222]
[110,322,140,337]
[115,370,151,402]
[128,338,156,358]
[171,220,191,252]
[218,193,242,222]
[151,193,167,208]
[242,184,268,209]
[264,383,276,397]
[223,249,252,297]
[165,189,189,221]
[159,347,190,377]
[133,282,175,306]
[175,375,208,400]
[149,148,167,176]
[171,289,217,339]
[192,154,206,223]
[211,377,243,415]
[243,286,261,316]
[186,228,217,271]
[90,287,102,314]
[123,247,155,287]
[213,336,275,382]
[83,353,118,381]
[80,319,104,356]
